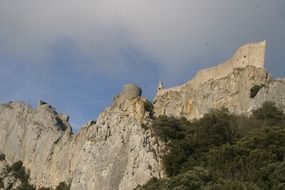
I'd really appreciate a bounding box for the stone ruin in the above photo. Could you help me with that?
[156,41,267,96]
[113,84,142,106]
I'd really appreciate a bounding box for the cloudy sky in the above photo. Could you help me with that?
[0,0,285,131]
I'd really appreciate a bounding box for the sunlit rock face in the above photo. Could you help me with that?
[71,96,163,190]
[0,41,285,190]
[154,41,285,119]
[0,85,163,190]
[0,101,87,188]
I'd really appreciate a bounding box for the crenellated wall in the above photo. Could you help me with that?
[190,41,266,88]
[154,41,274,119]
[157,41,266,95]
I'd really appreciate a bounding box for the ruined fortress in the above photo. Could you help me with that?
[157,41,267,94]
[1,41,285,190]
[153,40,285,119]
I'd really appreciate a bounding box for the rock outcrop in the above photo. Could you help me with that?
[0,85,163,190]
[0,41,285,190]
[71,96,162,190]
[154,41,285,119]
[0,101,86,188]
[0,152,22,189]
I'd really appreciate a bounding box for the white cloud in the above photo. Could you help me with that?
[0,0,285,79]
[1,0,285,130]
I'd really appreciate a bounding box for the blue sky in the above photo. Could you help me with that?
[1,0,285,131]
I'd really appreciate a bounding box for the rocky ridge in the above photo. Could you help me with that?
[0,151,21,189]
[0,41,285,189]
[154,41,285,119]
[0,86,163,189]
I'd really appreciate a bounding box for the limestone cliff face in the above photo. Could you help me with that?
[0,41,284,190]
[71,97,163,190]
[0,152,22,189]
[0,101,87,188]
[0,85,163,189]
[154,41,285,119]
[252,78,285,111]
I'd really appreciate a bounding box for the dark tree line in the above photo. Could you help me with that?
[136,102,285,190]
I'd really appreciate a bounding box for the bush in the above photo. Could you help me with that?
[192,108,238,148]
[0,152,5,161]
[252,101,285,126]
[144,100,154,118]
[55,182,71,190]
[250,84,265,98]
[16,183,36,190]
[152,115,190,142]
[205,179,260,190]
[140,102,285,190]
[136,167,213,190]
[3,161,36,190]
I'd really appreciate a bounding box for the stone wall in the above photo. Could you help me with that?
[157,41,266,95]
[153,41,285,120]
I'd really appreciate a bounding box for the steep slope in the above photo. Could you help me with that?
[0,151,22,189]
[0,85,163,189]
[0,41,284,189]
[0,101,88,188]
[71,97,163,190]
[154,41,285,119]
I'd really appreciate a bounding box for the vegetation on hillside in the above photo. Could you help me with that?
[250,84,265,98]
[136,102,285,190]
[0,158,70,190]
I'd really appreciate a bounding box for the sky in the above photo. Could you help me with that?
[0,0,285,131]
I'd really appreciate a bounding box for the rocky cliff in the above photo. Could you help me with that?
[0,41,285,190]
[154,41,285,119]
[0,85,163,189]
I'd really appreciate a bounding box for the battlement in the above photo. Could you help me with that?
[157,41,266,95]
[190,41,266,87]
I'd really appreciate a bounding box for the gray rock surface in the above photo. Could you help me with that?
[154,66,275,119]
[0,101,84,188]
[0,41,284,190]
[154,41,285,119]
[0,88,163,189]
[0,151,22,189]
[71,97,163,190]
[252,79,285,111]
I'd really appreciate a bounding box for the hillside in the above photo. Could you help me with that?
[0,41,285,189]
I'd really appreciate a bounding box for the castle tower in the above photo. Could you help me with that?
[157,81,164,92]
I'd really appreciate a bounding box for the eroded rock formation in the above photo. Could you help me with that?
[0,85,163,189]
[0,41,284,189]
[154,41,285,119]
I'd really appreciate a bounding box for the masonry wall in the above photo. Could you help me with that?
[157,41,267,95]
[190,41,266,88]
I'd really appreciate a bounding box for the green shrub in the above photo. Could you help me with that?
[16,183,36,190]
[10,161,29,183]
[134,177,162,190]
[144,100,154,118]
[55,182,71,190]
[141,123,150,130]
[0,181,4,188]
[250,84,265,98]
[136,167,213,190]
[140,103,285,190]
[252,101,285,126]
[205,179,260,190]
[4,161,36,190]
[151,115,190,142]
[0,152,5,161]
